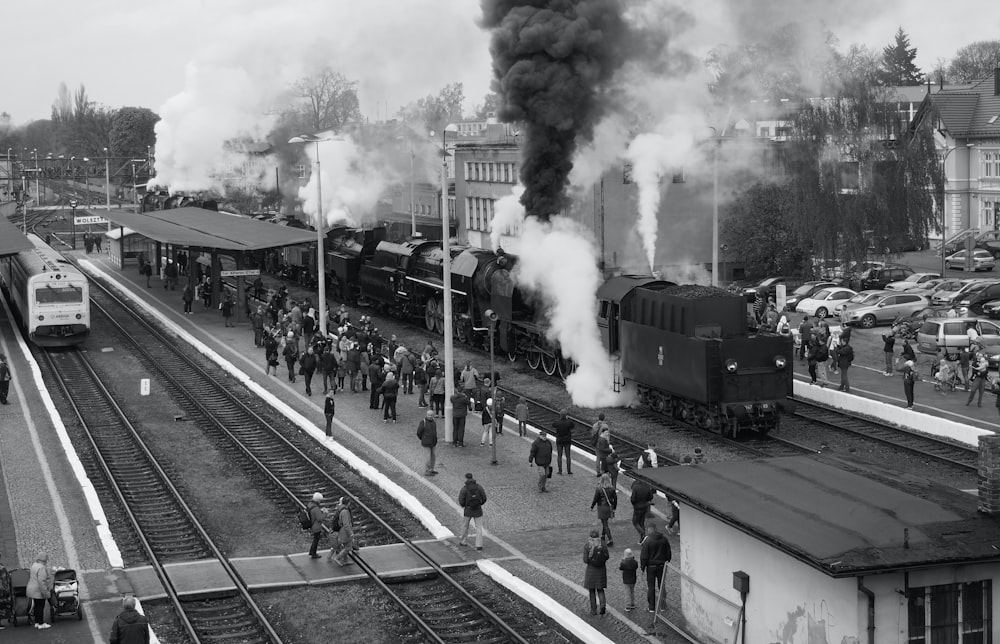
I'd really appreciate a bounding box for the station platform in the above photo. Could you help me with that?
[74,253,672,644]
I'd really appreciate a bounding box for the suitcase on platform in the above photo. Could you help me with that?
[9,568,31,626]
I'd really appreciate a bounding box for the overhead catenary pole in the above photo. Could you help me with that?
[438,124,458,444]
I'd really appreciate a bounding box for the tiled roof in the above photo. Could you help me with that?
[929,74,1000,137]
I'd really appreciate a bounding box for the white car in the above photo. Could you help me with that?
[884,272,941,291]
[945,249,996,271]
[795,287,857,318]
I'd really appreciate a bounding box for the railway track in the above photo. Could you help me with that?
[68,265,541,644]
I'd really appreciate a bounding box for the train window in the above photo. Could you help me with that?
[599,301,610,319]
[694,324,721,339]
[36,284,83,304]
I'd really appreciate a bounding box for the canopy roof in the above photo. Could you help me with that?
[106,207,316,251]
[0,217,33,256]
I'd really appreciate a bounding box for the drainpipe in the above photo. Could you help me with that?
[858,577,875,644]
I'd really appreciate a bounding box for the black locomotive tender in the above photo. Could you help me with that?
[325,228,794,436]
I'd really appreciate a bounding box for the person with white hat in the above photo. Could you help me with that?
[306,493,328,559]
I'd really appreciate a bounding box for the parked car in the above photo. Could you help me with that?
[742,276,804,303]
[906,278,949,297]
[983,299,1000,319]
[795,287,857,318]
[884,272,941,291]
[931,279,988,306]
[945,249,996,272]
[944,230,1000,259]
[835,290,888,316]
[952,280,1000,314]
[916,317,1000,358]
[783,281,839,311]
[859,265,914,290]
[840,292,930,328]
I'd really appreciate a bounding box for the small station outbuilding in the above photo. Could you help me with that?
[642,450,1000,644]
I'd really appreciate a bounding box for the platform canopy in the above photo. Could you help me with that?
[105,207,317,251]
[0,216,33,256]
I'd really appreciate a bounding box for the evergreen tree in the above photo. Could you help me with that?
[879,27,923,86]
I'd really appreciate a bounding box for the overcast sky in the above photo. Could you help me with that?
[4,0,997,125]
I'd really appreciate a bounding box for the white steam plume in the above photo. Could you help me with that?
[488,185,525,251]
[153,0,491,193]
[515,217,634,408]
[298,137,398,229]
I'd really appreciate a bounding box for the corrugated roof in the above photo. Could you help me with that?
[106,208,316,251]
[639,456,999,577]
[0,217,33,256]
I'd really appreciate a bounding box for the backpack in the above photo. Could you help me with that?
[330,508,344,533]
[589,545,609,566]
[299,505,313,530]
[466,485,484,509]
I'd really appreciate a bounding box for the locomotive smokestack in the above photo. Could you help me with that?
[481,0,630,221]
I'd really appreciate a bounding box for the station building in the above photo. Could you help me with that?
[643,451,1000,644]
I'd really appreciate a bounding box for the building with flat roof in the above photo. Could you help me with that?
[641,452,1000,643]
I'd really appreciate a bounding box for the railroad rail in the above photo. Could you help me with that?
[75,265,537,644]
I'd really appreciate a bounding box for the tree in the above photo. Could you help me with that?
[879,27,923,86]
[721,182,806,277]
[288,67,361,132]
[946,40,1000,83]
[398,83,465,131]
[472,92,502,120]
[110,107,159,159]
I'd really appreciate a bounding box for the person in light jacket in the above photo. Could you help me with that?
[26,551,52,629]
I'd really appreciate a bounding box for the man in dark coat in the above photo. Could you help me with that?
[299,347,318,396]
[595,428,613,476]
[528,430,554,492]
[323,389,336,437]
[306,492,328,558]
[379,372,399,422]
[881,331,896,375]
[458,473,486,550]
[630,479,655,541]
[836,338,855,392]
[417,410,438,476]
[140,260,153,288]
[109,596,150,644]
[368,359,385,409]
[552,409,575,475]
[451,389,470,447]
[320,346,338,394]
[640,523,672,613]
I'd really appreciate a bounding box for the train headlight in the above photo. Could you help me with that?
[38,315,44,321]
[75,314,82,320]
[774,355,787,369]
[725,359,738,373]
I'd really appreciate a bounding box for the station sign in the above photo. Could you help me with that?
[220,269,261,278]
[74,216,108,226]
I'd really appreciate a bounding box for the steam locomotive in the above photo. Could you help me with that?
[326,228,795,435]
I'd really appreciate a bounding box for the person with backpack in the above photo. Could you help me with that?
[528,430,554,492]
[283,332,299,383]
[327,497,357,566]
[583,528,610,616]
[304,492,328,559]
[553,409,575,475]
[417,410,438,476]
[630,478,655,542]
[590,473,618,547]
[109,596,150,644]
[458,473,487,551]
[640,523,672,613]
[836,337,855,393]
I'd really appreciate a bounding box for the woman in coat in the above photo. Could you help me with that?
[590,473,618,547]
[26,551,52,629]
[582,528,609,615]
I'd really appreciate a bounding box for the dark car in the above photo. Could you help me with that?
[743,277,804,304]
[859,265,914,291]
[783,281,838,311]
[953,280,1000,314]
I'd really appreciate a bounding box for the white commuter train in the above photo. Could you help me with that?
[0,234,90,347]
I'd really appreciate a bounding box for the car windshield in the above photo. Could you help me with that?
[792,284,815,296]
[967,283,990,293]
[812,289,833,299]
[900,274,921,283]
[974,251,993,258]
[938,280,964,291]
[846,292,880,304]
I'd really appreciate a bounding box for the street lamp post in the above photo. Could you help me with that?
[289,134,337,339]
[32,149,38,210]
[103,148,111,213]
[432,124,459,443]
[707,126,727,286]
[940,143,976,275]
[485,309,499,466]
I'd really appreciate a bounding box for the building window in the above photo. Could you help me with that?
[464,162,471,180]
[985,200,1000,231]
[984,151,1000,178]
[489,163,495,182]
[465,197,473,230]
[907,581,991,644]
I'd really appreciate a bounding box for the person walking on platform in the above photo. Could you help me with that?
[417,410,439,475]
[199,276,212,310]
[451,389,470,446]
[109,596,150,644]
[459,361,479,397]
[836,337,854,393]
[306,492,328,559]
[320,346,338,394]
[481,395,502,447]
[553,409,575,475]
[181,284,194,315]
[345,342,361,394]
[251,306,265,346]
[26,551,51,629]
[968,352,990,407]
[959,346,972,391]
[583,528,610,616]
[515,397,529,437]
[368,357,385,410]
[359,345,371,392]
[630,478,655,542]
[283,332,300,383]
[0,354,12,405]
[897,359,918,409]
[164,260,178,290]
[595,428,614,476]
[328,497,357,566]
[415,362,429,407]
[221,291,235,327]
[323,389,336,438]
[528,430,553,492]
[590,473,618,547]
[140,260,153,288]
[640,524,672,613]
[620,549,639,612]
[300,346,317,396]
[881,331,895,376]
[430,370,446,417]
[458,473,486,550]
[264,331,279,376]
[590,414,608,476]
[399,349,415,395]
[380,372,399,422]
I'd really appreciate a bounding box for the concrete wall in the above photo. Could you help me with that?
[682,506,861,644]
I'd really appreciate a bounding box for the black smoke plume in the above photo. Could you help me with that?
[481,0,629,221]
